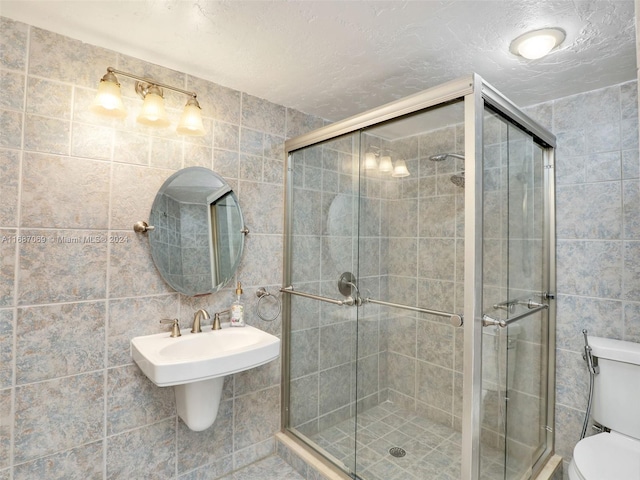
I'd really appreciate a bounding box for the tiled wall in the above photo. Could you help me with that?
[382,123,466,427]
[524,80,639,477]
[0,16,323,479]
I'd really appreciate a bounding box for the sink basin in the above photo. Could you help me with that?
[131,325,280,431]
[131,325,280,387]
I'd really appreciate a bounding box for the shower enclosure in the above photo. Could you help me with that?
[280,74,556,480]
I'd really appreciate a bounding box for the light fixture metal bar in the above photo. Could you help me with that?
[107,66,197,98]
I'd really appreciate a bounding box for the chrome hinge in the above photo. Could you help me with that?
[543,425,553,433]
[543,292,555,300]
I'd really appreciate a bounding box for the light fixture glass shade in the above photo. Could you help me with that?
[137,87,170,127]
[510,28,566,60]
[379,155,393,173]
[363,152,378,170]
[90,78,127,118]
[176,98,206,136]
[392,159,410,177]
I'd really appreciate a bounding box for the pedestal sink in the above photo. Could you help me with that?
[131,325,280,431]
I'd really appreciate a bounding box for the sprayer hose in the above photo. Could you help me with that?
[580,368,595,440]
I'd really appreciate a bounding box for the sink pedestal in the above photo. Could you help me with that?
[174,377,224,431]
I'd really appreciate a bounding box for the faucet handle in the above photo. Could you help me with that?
[160,318,181,337]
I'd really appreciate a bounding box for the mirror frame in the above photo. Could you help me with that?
[147,166,246,296]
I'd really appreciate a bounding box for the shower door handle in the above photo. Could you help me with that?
[482,303,548,328]
[280,286,356,306]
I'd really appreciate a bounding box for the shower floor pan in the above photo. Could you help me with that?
[308,402,509,480]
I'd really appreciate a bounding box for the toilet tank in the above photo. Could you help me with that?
[589,337,640,439]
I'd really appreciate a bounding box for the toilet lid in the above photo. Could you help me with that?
[573,432,640,480]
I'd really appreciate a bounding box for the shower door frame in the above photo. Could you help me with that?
[281,73,557,480]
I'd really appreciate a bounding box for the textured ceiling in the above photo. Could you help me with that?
[0,0,636,121]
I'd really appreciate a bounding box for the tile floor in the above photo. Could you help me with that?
[220,455,305,480]
[307,402,506,480]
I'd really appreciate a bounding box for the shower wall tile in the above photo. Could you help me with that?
[416,361,453,414]
[622,149,640,179]
[21,153,111,228]
[0,17,28,71]
[0,388,10,469]
[26,77,72,119]
[14,372,104,463]
[318,364,352,416]
[0,71,25,111]
[0,310,12,389]
[109,164,169,229]
[16,302,105,384]
[624,302,640,342]
[555,349,590,411]
[71,122,114,160]
[556,295,623,352]
[0,109,22,149]
[17,229,108,305]
[584,151,621,182]
[622,117,640,152]
[239,181,284,234]
[0,230,16,307]
[623,241,640,300]
[290,374,319,427]
[556,240,622,298]
[319,322,354,370]
[556,182,622,239]
[241,93,286,136]
[30,28,112,88]
[184,142,213,168]
[23,114,70,155]
[0,149,20,227]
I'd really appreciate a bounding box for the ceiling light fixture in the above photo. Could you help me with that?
[509,28,566,60]
[90,67,205,136]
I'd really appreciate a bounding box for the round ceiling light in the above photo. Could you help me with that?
[510,28,566,60]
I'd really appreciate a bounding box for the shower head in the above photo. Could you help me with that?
[450,172,465,188]
[429,153,465,162]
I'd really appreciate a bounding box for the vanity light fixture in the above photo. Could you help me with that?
[509,28,566,60]
[378,152,394,173]
[90,67,206,136]
[391,159,410,178]
[363,147,410,177]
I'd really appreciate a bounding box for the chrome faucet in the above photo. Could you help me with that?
[212,309,230,330]
[191,309,210,333]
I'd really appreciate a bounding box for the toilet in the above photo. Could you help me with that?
[568,337,640,480]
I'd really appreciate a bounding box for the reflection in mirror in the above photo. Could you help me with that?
[149,167,245,296]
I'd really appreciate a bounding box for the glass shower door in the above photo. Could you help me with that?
[286,132,360,476]
[353,102,465,480]
[481,108,551,480]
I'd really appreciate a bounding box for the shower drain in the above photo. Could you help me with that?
[389,446,406,458]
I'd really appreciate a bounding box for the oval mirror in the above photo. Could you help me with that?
[148,167,246,296]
